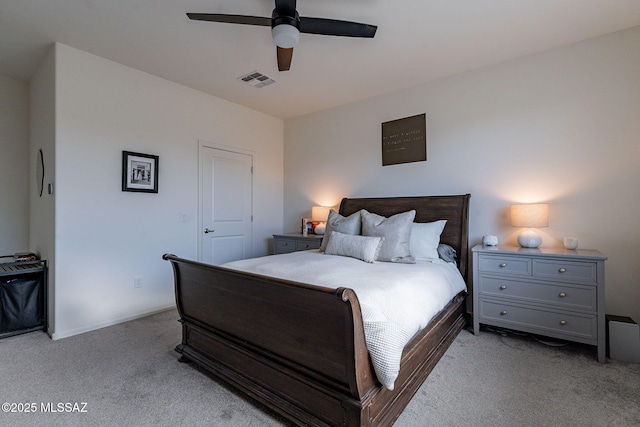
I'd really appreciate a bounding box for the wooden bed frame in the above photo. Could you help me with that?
[163,194,470,426]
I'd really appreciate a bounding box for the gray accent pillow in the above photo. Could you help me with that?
[437,243,457,263]
[361,209,416,263]
[319,209,362,252]
[324,231,384,263]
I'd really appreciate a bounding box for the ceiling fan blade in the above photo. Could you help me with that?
[299,17,377,38]
[186,13,271,27]
[277,47,294,72]
[275,0,297,17]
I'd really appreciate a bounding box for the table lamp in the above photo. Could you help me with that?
[311,206,331,235]
[511,203,548,248]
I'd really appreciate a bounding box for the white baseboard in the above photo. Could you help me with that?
[50,304,176,340]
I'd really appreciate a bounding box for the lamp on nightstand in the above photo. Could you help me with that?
[511,203,548,248]
[311,206,331,235]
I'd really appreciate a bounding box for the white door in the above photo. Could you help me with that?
[200,145,253,265]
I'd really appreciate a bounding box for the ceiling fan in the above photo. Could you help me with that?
[187,0,377,72]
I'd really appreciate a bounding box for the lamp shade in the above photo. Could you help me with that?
[311,206,331,222]
[511,204,549,228]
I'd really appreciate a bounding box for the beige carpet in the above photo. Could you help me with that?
[0,309,638,427]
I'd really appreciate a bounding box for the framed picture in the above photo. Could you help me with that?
[122,151,158,193]
[381,113,427,166]
[302,218,313,235]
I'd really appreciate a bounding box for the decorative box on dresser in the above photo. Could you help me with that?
[273,233,323,255]
[472,245,607,362]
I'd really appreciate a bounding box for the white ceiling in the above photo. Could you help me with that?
[2,0,640,119]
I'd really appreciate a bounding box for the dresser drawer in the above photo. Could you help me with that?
[478,276,597,311]
[275,239,296,254]
[296,239,321,251]
[479,299,597,341]
[533,259,597,284]
[478,255,531,276]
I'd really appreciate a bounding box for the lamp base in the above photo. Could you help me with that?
[517,229,542,248]
[314,223,326,235]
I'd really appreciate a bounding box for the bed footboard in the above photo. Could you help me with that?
[164,254,377,426]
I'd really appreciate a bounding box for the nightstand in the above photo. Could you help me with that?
[472,245,607,362]
[273,233,323,255]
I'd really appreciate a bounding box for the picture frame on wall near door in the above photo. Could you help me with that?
[122,151,159,193]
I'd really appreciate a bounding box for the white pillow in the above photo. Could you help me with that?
[324,231,384,263]
[410,220,447,260]
[361,209,416,263]
[319,209,362,252]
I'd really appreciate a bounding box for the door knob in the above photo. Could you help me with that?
[204,228,215,234]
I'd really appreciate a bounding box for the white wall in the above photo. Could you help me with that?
[43,43,283,339]
[284,27,640,322]
[0,75,30,255]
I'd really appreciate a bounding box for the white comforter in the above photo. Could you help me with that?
[222,250,467,390]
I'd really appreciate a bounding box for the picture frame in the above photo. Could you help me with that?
[122,151,158,193]
[302,218,313,235]
[381,113,427,166]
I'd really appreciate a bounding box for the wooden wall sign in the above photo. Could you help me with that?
[381,113,426,166]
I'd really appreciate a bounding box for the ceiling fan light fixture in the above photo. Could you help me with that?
[272,24,300,48]
[187,3,377,72]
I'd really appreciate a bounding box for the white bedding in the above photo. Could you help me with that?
[222,250,467,390]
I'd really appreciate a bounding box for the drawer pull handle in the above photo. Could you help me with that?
[500,310,508,316]
[559,292,567,298]
[499,285,507,290]
[560,320,567,326]
[499,263,507,268]
[559,268,567,273]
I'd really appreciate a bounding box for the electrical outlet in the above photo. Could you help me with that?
[180,212,189,223]
[134,276,143,288]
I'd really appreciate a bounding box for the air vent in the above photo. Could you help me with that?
[238,71,275,88]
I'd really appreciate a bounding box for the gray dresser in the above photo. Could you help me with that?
[472,245,607,362]
[273,233,323,254]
